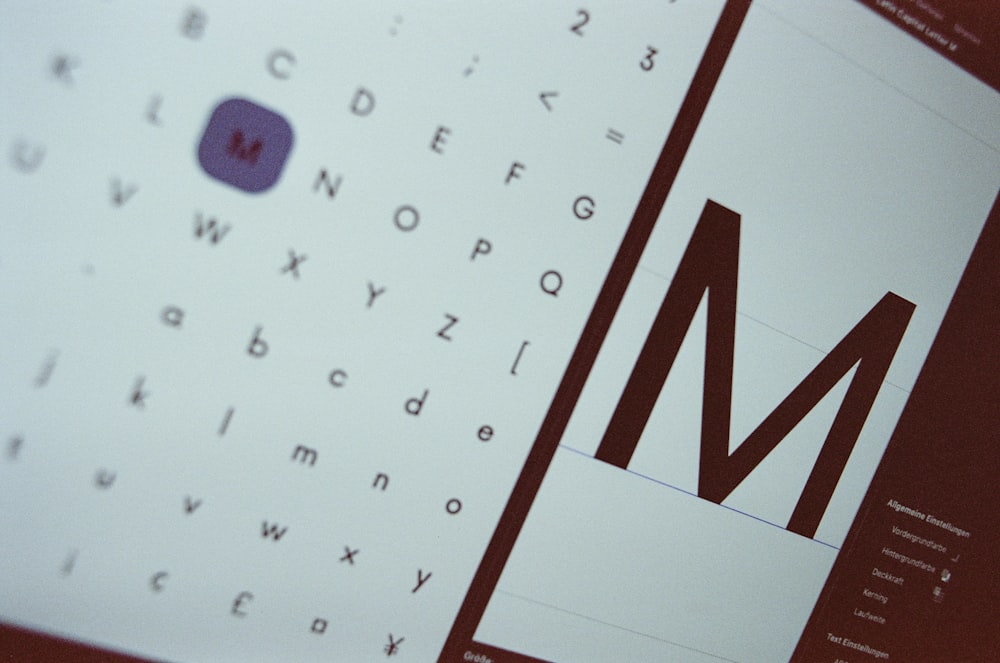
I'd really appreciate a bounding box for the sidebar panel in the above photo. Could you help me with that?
[794,192,1000,661]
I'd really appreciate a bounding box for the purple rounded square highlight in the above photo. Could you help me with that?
[197,97,294,194]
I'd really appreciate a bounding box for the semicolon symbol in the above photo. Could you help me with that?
[463,55,479,76]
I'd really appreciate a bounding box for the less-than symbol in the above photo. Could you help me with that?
[539,91,558,111]
[606,128,624,144]
[51,55,79,84]
[462,55,479,77]
[384,634,404,656]
[150,571,168,591]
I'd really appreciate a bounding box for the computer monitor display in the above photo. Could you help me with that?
[1,1,997,661]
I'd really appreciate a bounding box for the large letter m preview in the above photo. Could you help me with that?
[594,200,915,539]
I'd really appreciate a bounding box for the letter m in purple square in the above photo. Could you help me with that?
[197,97,294,194]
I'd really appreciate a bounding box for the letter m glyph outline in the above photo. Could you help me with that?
[594,200,915,538]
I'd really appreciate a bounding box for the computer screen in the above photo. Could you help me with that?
[1,1,998,661]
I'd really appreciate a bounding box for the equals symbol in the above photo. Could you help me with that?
[606,128,624,144]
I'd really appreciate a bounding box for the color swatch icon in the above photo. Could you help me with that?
[197,97,294,193]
